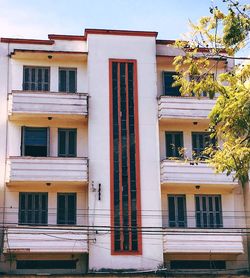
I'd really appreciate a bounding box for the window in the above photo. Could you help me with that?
[57,193,76,225]
[59,68,77,93]
[195,195,223,228]
[23,66,50,91]
[21,127,49,157]
[165,132,183,158]
[168,195,186,227]
[170,260,226,270]
[163,71,181,96]
[58,129,77,157]
[17,260,77,269]
[192,132,215,159]
[19,193,48,225]
[190,74,215,97]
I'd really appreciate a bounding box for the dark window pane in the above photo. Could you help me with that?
[59,68,77,93]
[192,132,216,159]
[168,195,186,227]
[195,195,223,228]
[58,129,76,157]
[166,132,183,158]
[23,127,48,157]
[17,260,77,269]
[163,72,181,96]
[69,70,76,93]
[68,130,76,156]
[58,130,66,156]
[19,193,48,225]
[57,193,76,225]
[59,70,67,92]
[170,260,226,270]
[23,67,50,91]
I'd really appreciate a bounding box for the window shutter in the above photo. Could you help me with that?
[168,195,186,227]
[163,72,181,96]
[47,127,50,157]
[165,132,183,158]
[21,126,25,156]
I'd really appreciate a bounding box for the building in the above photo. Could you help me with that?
[0,28,248,275]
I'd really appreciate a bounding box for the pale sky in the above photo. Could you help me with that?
[1,0,249,58]
[0,0,223,40]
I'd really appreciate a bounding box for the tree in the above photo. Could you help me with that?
[173,0,250,185]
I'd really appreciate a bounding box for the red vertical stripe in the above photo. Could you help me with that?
[125,63,132,251]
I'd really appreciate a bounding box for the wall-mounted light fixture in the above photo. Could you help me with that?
[98,183,101,201]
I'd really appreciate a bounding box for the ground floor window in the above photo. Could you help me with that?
[170,260,226,269]
[16,260,77,269]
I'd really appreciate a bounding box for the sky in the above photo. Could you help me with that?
[0,0,249,58]
[0,0,222,40]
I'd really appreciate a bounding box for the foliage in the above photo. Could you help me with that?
[173,0,250,184]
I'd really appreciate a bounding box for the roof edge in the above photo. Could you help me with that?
[48,34,86,41]
[84,28,158,38]
[0,37,54,45]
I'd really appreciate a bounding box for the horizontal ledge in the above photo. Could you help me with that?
[9,156,88,160]
[10,49,88,57]
[11,90,88,96]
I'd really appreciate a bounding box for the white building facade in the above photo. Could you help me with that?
[0,29,248,275]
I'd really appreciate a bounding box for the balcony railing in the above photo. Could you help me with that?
[160,159,237,185]
[163,228,243,254]
[8,90,88,120]
[3,227,88,253]
[158,95,216,120]
[6,156,88,184]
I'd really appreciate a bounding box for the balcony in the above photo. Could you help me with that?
[6,157,88,185]
[3,227,88,253]
[160,160,237,186]
[163,228,243,254]
[158,96,216,121]
[8,90,88,121]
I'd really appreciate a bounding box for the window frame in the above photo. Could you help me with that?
[189,73,215,97]
[191,131,215,159]
[18,192,48,225]
[162,71,181,96]
[23,66,50,91]
[58,128,77,157]
[21,126,50,157]
[165,131,184,158]
[58,67,77,93]
[168,194,187,228]
[57,193,77,225]
[195,195,223,228]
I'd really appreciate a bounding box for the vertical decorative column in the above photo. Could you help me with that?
[109,60,142,254]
